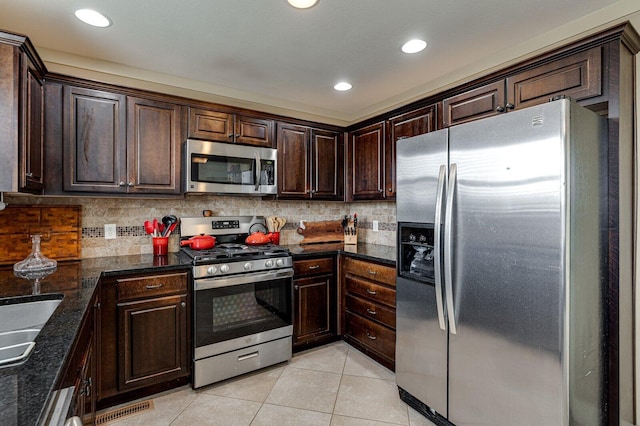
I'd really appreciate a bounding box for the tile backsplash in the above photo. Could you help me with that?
[3,194,396,258]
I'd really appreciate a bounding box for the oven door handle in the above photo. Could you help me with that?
[195,269,294,291]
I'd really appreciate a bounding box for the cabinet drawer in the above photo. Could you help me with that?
[116,272,188,301]
[343,257,395,287]
[345,275,395,308]
[294,257,334,277]
[345,312,395,361]
[346,294,396,329]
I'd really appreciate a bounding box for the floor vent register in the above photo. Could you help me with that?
[95,400,154,425]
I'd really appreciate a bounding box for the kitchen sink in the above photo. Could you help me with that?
[0,296,62,367]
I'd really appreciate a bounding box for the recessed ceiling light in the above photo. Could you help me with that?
[402,39,427,54]
[74,9,112,27]
[334,82,352,91]
[287,0,318,9]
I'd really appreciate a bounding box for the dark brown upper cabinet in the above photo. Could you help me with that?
[277,122,343,200]
[188,107,274,148]
[443,45,603,127]
[347,122,386,201]
[62,87,181,194]
[0,31,46,194]
[385,105,438,199]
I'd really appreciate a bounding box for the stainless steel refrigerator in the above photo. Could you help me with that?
[395,98,607,426]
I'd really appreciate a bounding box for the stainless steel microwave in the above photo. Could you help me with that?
[184,139,277,195]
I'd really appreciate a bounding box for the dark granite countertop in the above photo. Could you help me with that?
[0,245,392,425]
[0,254,190,426]
[287,243,396,267]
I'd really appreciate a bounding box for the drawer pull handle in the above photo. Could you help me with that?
[238,351,259,362]
[366,308,377,315]
[366,288,377,295]
[367,270,378,275]
[366,331,377,340]
[308,265,320,270]
[145,284,163,290]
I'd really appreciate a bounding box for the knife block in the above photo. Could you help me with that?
[344,220,358,245]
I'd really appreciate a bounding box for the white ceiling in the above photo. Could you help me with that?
[0,0,639,125]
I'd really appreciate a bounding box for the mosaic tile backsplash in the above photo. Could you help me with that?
[4,194,397,258]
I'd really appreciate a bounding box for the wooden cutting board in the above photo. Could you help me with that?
[296,220,344,245]
[0,205,82,265]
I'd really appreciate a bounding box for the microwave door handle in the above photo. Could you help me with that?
[254,152,261,192]
[434,164,447,331]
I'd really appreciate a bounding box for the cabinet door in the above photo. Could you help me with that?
[348,122,385,201]
[117,295,188,391]
[293,274,336,349]
[386,105,438,198]
[63,87,127,192]
[20,61,44,192]
[127,97,182,194]
[442,81,505,127]
[310,130,343,200]
[235,115,274,147]
[506,46,602,110]
[188,108,234,142]
[277,123,310,198]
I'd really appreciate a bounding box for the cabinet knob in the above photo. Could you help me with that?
[495,105,505,112]
[25,172,33,178]
[235,134,241,138]
[181,301,186,308]
[127,181,134,187]
[505,103,515,110]
[294,285,299,290]
[119,181,126,187]
[378,189,384,193]
[228,133,234,138]
[387,186,393,193]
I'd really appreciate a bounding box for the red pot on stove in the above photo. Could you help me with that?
[180,234,216,250]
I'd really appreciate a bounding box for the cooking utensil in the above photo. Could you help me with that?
[165,220,179,237]
[161,215,178,237]
[180,234,216,250]
[152,218,159,237]
[144,220,154,235]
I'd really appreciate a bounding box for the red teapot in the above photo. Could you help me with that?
[245,232,274,246]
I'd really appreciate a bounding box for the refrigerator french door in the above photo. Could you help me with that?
[396,98,606,426]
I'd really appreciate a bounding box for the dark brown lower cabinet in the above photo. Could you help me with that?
[292,256,338,351]
[98,270,190,408]
[117,294,188,391]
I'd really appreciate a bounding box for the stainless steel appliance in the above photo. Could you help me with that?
[184,140,277,195]
[396,98,607,426]
[179,216,293,388]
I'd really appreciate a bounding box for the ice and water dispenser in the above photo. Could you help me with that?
[398,223,436,283]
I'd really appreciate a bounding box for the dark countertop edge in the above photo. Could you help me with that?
[286,243,396,267]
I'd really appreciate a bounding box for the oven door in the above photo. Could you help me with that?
[194,269,293,359]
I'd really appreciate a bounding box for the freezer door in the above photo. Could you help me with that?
[447,102,567,425]
[396,276,448,416]
[396,130,449,223]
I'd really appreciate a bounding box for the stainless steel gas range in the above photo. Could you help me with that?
[179,216,293,389]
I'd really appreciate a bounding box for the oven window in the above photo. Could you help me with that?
[191,154,256,186]
[195,276,292,347]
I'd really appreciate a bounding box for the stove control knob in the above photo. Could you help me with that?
[207,266,218,275]
[276,259,284,267]
[265,259,274,268]
[220,264,230,273]
[244,262,253,271]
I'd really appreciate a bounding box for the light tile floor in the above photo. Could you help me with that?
[104,341,437,426]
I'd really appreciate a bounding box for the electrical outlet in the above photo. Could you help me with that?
[105,224,117,239]
[373,220,379,232]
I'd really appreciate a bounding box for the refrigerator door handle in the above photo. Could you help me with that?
[444,163,457,334]
[433,164,447,331]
